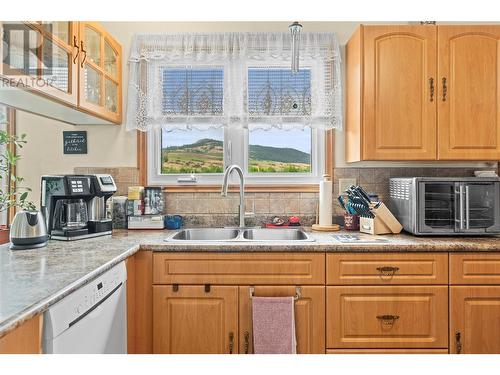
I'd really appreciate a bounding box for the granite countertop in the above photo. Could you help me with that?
[1,228,500,339]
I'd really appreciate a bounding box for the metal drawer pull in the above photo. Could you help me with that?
[80,41,87,68]
[455,331,462,354]
[429,77,434,102]
[376,314,400,326]
[249,286,301,301]
[229,332,234,354]
[72,35,80,64]
[376,266,400,276]
[244,331,250,354]
[442,77,447,101]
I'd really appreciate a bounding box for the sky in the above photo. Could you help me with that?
[162,128,311,154]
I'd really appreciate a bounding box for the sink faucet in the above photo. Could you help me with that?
[221,164,245,228]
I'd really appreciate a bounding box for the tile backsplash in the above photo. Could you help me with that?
[75,165,497,227]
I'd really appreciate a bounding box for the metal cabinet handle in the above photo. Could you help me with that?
[429,77,434,102]
[72,35,80,64]
[376,314,400,326]
[244,331,250,354]
[442,77,447,101]
[455,331,462,354]
[459,185,465,230]
[229,332,234,354]
[376,266,399,277]
[80,41,87,68]
[465,186,470,230]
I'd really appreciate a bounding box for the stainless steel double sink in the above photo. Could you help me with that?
[165,228,315,242]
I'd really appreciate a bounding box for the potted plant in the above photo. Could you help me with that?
[0,129,36,244]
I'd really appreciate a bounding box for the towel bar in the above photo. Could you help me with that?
[249,286,301,301]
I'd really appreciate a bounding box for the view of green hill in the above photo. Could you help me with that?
[249,144,310,163]
[161,138,311,174]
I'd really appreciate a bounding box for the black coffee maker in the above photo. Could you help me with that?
[40,174,117,241]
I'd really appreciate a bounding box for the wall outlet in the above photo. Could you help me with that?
[339,178,357,194]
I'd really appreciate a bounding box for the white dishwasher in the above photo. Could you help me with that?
[43,261,127,354]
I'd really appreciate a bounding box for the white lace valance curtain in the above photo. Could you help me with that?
[126,32,343,132]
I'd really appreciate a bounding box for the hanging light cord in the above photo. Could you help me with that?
[289,21,303,74]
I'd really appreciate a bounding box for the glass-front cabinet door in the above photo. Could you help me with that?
[78,22,121,123]
[0,21,78,105]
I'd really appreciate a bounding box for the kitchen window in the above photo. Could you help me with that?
[148,65,325,186]
[129,33,342,188]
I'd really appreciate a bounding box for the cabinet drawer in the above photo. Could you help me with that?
[450,253,500,284]
[153,253,325,285]
[327,349,449,354]
[327,253,448,285]
[326,286,448,349]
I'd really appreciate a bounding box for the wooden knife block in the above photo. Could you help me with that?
[359,203,403,235]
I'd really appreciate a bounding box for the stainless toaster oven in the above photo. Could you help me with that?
[389,177,500,236]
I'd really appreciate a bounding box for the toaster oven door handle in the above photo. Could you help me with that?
[459,185,465,231]
[465,185,470,230]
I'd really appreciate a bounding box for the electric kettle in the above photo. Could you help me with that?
[9,210,48,250]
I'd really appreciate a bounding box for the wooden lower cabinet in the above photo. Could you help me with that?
[239,286,325,354]
[450,286,500,354]
[450,253,500,285]
[126,251,153,354]
[327,349,449,354]
[327,286,448,349]
[0,315,42,354]
[153,285,239,354]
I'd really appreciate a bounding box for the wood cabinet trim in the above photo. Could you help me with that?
[126,250,153,354]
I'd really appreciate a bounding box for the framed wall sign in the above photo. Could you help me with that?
[63,131,88,154]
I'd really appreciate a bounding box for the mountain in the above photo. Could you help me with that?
[163,138,310,164]
[248,144,310,163]
[163,138,223,152]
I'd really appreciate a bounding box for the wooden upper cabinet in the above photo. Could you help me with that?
[78,22,122,123]
[450,286,500,354]
[438,25,500,160]
[0,21,79,105]
[346,25,437,161]
[153,285,239,354]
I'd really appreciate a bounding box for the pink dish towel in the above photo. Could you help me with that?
[252,296,297,354]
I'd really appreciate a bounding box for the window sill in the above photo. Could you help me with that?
[162,184,320,193]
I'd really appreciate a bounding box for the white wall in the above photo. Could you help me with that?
[15,22,495,204]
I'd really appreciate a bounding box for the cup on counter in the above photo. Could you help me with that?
[343,213,360,231]
[165,215,183,230]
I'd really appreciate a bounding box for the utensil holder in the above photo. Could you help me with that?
[343,213,360,231]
